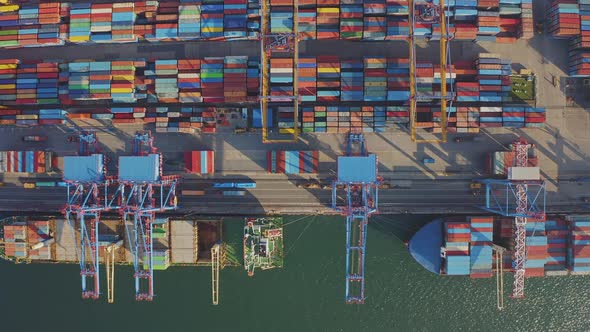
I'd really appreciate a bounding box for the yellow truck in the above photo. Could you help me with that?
[23,183,36,189]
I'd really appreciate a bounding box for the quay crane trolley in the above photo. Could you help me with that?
[332,133,380,304]
[259,0,300,143]
[476,138,546,299]
[62,132,112,300]
[408,0,453,143]
[109,131,179,301]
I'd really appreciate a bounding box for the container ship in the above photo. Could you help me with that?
[0,215,230,268]
[409,215,590,278]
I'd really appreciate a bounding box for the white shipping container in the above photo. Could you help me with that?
[508,167,540,181]
[480,107,502,112]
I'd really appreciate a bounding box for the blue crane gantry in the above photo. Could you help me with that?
[110,131,179,301]
[332,133,379,304]
[62,132,110,299]
[476,138,546,298]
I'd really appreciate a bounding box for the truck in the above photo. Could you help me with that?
[223,190,246,197]
[213,182,256,189]
[470,182,483,196]
[423,158,435,164]
[35,181,56,187]
[23,183,36,189]
[454,135,484,143]
[22,135,47,142]
[182,190,205,196]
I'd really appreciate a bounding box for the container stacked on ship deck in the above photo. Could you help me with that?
[524,218,548,277]
[444,221,471,275]
[469,216,494,278]
[201,57,225,103]
[3,223,28,259]
[266,150,319,174]
[27,220,51,260]
[567,215,590,274]
[545,217,568,274]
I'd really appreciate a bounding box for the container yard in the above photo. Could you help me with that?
[0,0,590,315]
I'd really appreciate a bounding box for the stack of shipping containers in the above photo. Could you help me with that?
[201,57,224,103]
[266,150,319,174]
[547,0,580,38]
[224,56,247,102]
[0,1,538,48]
[545,217,568,274]
[147,250,171,270]
[469,216,494,278]
[567,215,590,274]
[444,221,471,275]
[0,150,52,173]
[184,150,215,174]
[3,223,27,259]
[178,59,202,103]
[524,218,548,277]
[27,220,51,260]
[364,57,387,102]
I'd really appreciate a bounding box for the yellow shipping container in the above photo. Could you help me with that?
[317,7,339,13]
[111,88,132,93]
[23,183,36,189]
[203,27,223,33]
[112,75,134,81]
[317,67,340,74]
[70,36,90,42]
[0,5,20,13]
[0,84,16,89]
[0,64,17,70]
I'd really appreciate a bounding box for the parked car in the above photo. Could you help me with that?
[22,135,47,142]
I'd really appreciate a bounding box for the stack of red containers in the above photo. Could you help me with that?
[454,23,478,40]
[184,150,214,174]
[546,0,581,38]
[201,57,224,103]
[224,56,247,102]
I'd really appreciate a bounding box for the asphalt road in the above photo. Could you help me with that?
[0,178,587,215]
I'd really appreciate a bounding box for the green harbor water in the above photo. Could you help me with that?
[1,215,590,332]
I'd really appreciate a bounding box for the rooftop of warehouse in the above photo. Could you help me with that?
[337,154,377,183]
[63,154,105,182]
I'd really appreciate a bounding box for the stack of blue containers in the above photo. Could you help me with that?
[224,2,248,39]
[374,106,386,132]
[567,215,590,274]
[201,3,224,39]
[69,4,92,43]
[340,59,363,101]
[476,55,512,103]
[470,245,493,275]
[446,256,471,275]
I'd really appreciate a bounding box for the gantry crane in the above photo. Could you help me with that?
[112,131,179,301]
[477,138,546,298]
[332,133,380,304]
[408,0,453,143]
[259,0,299,143]
[62,132,109,300]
